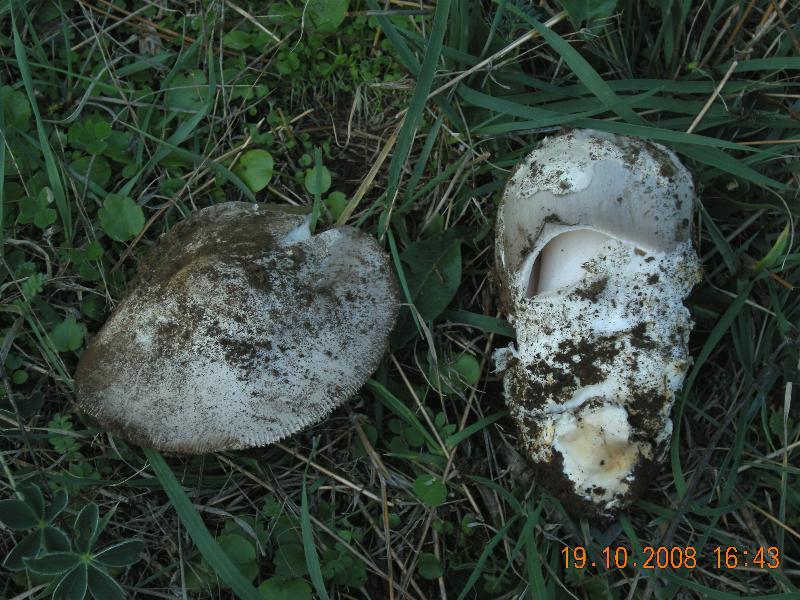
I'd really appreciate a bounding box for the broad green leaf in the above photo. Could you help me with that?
[235,149,274,193]
[217,534,257,581]
[92,540,143,567]
[73,503,99,553]
[18,484,45,517]
[102,130,133,163]
[87,565,126,600]
[44,489,68,523]
[273,542,308,578]
[401,229,462,322]
[324,191,347,220]
[1,85,31,130]
[69,155,111,188]
[558,0,618,28]
[52,564,88,600]
[49,315,85,353]
[418,552,443,580]
[303,165,331,195]
[305,0,349,32]
[98,194,145,242]
[217,533,256,564]
[413,474,447,508]
[43,526,71,553]
[21,272,45,301]
[24,552,81,575]
[166,70,208,111]
[258,576,312,600]
[432,353,481,396]
[4,530,43,571]
[0,499,39,530]
[223,30,253,50]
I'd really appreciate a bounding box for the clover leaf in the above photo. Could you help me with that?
[68,117,112,155]
[18,187,57,229]
[303,165,331,195]
[413,474,447,508]
[49,315,86,353]
[305,0,349,33]
[235,149,274,193]
[98,194,145,242]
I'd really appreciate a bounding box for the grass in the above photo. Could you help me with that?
[1,0,799,598]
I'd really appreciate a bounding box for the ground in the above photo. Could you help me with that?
[1,1,799,599]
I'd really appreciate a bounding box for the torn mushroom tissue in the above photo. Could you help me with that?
[496,235,696,508]
[494,129,700,515]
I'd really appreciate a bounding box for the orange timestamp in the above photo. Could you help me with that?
[562,545,781,570]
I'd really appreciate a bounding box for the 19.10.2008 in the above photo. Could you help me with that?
[562,545,780,570]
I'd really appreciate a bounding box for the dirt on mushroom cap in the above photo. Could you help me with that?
[494,130,701,517]
[75,202,400,453]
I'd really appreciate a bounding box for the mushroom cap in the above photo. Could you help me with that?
[75,202,400,453]
[496,129,694,303]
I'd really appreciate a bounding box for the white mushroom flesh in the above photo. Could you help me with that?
[494,130,701,515]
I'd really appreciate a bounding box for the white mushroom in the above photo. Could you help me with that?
[494,129,701,516]
[75,202,399,453]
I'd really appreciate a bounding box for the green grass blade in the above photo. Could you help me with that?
[456,516,518,600]
[402,114,443,205]
[671,281,754,495]
[445,411,507,447]
[383,0,452,224]
[698,201,737,274]
[457,85,765,152]
[366,380,440,450]
[143,449,264,600]
[301,480,330,600]
[11,5,72,242]
[467,475,524,514]
[0,82,5,254]
[662,571,797,600]
[367,0,420,75]
[511,9,647,126]
[440,310,515,337]
[525,533,547,599]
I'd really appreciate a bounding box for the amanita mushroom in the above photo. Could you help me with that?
[75,202,399,453]
[494,129,701,516]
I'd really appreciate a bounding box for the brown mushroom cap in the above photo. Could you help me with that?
[75,202,400,453]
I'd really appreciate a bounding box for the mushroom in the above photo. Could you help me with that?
[494,129,701,516]
[75,202,399,453]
